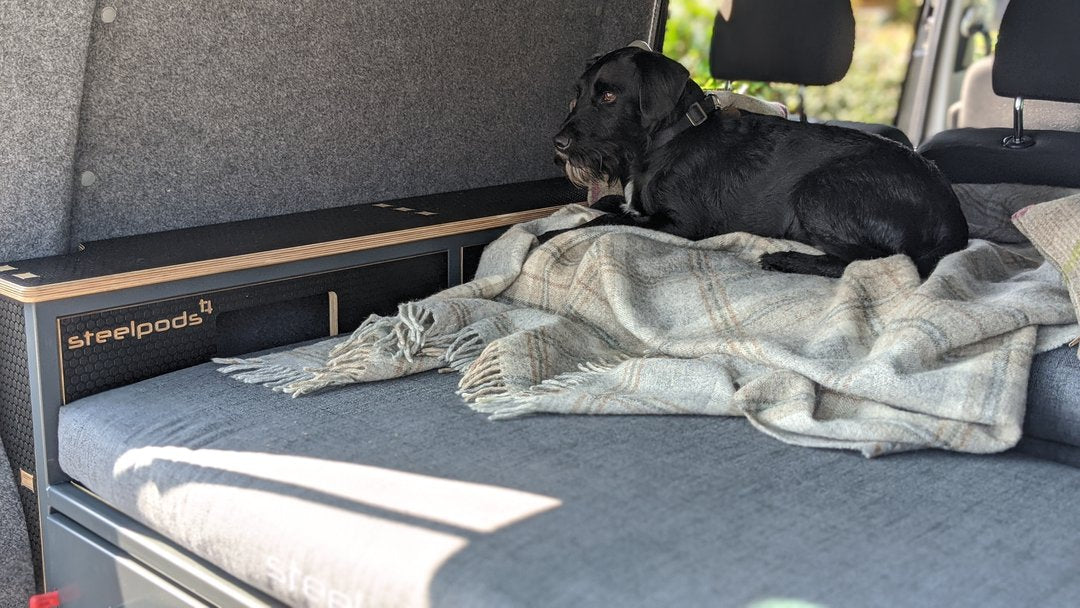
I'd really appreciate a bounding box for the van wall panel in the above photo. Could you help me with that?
[69,1,656,246]
[0,0,96,260]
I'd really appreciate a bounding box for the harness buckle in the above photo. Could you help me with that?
[686,102,708,127]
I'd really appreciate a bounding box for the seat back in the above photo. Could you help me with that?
[708,0,854,86]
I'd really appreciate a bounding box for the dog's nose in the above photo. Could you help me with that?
[554,134,572,150]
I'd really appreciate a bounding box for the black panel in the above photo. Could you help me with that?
[1,179,582,288]
[216,294,328,358]
[461,244,487,283]
[0,297,41,590]
[59,253,448,403]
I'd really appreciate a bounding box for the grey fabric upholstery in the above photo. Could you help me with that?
[950,182,1080,243]
[1017,437,1080,469]
[0,440,34,606]
[0,1,657,257]
[59,357,1080,607]
[68,0,654,246]
[1025,345,1080,450]
[0,0,96,260]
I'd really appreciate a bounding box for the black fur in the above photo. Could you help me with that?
[549,47,969,278]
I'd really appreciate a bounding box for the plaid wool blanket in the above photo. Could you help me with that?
[217,204,1079,457]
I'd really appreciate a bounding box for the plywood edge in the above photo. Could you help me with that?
[0,206,565,303]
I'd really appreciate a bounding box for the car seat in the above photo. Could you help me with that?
[708,0,914,148]
[919,0,1080,187]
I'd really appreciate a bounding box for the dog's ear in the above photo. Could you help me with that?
[588,42,650,70]
[634,52,690,125]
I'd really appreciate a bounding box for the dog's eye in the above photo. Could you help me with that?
[569,98,576,111]
[600,91,617,104]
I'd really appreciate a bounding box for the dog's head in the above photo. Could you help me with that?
[554,43,693,187]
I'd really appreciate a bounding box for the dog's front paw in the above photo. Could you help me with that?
[758,252,790,272]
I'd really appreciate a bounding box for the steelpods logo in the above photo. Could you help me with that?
[66,299,214,350]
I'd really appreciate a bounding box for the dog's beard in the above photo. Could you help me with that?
[558,142,629,189]
[563,162,596,189]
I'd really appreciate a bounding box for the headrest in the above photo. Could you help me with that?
[992,0,1080,103]
[709,0,854,86]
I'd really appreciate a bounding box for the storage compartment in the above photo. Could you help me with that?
[57,252,448,402]
[45,513,207,607]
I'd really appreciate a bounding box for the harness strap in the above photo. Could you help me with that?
[650,93,722,149]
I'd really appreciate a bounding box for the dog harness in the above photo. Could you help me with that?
[651,92,723,149]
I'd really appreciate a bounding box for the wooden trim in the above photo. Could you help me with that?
[459,246,465,285]
[56,317,68,405]
[328,291,340,337]
[19,469,34,492]
[0,206,564,303]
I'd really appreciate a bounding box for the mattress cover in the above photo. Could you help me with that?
[58,349,1080,607]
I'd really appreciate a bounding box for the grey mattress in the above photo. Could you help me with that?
[1024,345,1080,465]
[59,347,1080,608]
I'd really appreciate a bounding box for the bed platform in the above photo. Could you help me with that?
[0,178,584,602]
[3,173,1079,606]
[55,350,1080,606]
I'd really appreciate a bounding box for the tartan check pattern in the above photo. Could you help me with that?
[1013,193,1080,351]
[219,204,1078,457]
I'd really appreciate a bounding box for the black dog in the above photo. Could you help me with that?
[548,45,968,278]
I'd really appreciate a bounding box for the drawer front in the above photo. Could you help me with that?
[45,513,208,607]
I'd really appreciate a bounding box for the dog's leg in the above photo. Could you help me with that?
[759,251,849,278]
[766,161,900,279]
[590,194,627,214]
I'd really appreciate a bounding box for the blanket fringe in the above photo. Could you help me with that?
[457,343,509,402]
[282,366,375,398]
[444,329,488,372]
[468,356,629,419]
[213,358,316,391]
[328,303,446,365]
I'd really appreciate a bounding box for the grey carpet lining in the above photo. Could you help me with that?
[0,0,96,260]
[2,1,654,256]
[69,0,653,246]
